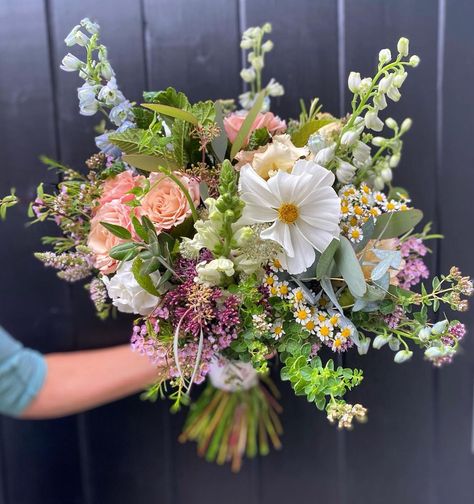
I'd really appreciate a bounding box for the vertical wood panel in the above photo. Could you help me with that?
[436,0,474,501]
[244,1,341,502]
[0,1,83,503]
[343,2,439,503]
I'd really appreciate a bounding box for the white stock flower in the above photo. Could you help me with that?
[336,159,357,184]
[60,53,83,72]
[348,72,361,93]
[364,110,384,131]
[239,160,341,274]
[196,258,235,285]
[102,261,160,316]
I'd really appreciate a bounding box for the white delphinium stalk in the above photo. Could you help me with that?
[238,22,284,110]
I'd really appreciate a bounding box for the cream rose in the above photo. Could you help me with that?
[140,172,200,232]
[249,134,309,179]
[87,200,135,274]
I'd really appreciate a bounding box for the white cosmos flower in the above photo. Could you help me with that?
[239,159,341,274]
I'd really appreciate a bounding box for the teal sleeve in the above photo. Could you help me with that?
[0,326,47,417]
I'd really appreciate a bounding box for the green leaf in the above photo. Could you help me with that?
[132,107,155,129]
[143,87,190,109]
[171,117,190,166]
[109,242,138,260]
[316,238,340,280]
[140,257,160,275]
[291,118,334,148]
[100,222,132,240]
[191,100,215,126]
[230,91,265,159]
[122,154,178,172]
[373,209,423,239]
[334,236,367,298]
[108,129,170,156]
[248,127,270,150]
[211,101,229,162]
[132,257,160,297]
[131,216,148,241]
[388,186,410,201]
[142,103,199,125]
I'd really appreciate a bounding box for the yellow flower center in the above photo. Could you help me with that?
[330,315,339,326]
[319,325,330,337]
[278,203,299,224]
[297,309,308,320]
[341,327,352,338]
[272,258,282,269]
[305,320,316,331]
[294,290,304,302]
[334,338,342,348]
[279,284,289,296]
[274,326,283,335]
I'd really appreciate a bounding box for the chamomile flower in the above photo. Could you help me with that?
[277,280,290,298]
[268,283,279,297]
[316,294,333,310]
[317,321,334,341]
[270,257,284,272]
[316,310,328,323]
[294,305,311,324]
[383,199,399,212]
[331,336,345,352]
[373,191,387,205]
[369,206,382,218]
[348,226,363,243]
[291,287,306,305]
[303,318,317,334]
[272,321,285,340]
[263,273,278,288]
[329,313,341,327]
[339,325,353,340]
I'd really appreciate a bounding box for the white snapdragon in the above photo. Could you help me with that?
[364,110,384,131]
[60,53,83,72]
[102,261,161,316]
[348,72,361,93]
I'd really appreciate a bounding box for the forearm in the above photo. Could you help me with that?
[21,345,159,419]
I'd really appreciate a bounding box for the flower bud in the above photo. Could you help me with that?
[80,17,100,35]
[371,136,385,147]
[373,334,390,349]
[336,159,357,184]
[393,71,407,88]
[397,37,410,56]
[262,22,272,33]
[364,110,384,132]
[389,337,400,351]
[353,141,371,165]
[348,72,362,93]
[359,77,373,95]
[418,327,431,342]
[341,129,359,146]
[266,79,284,97]
[381,167,393,183]
[251,55,264,71]
[385,117,397,129]
[240,39,253,49]
[400,118,413,133]
[379,48,392,64]
[431,320,449,335]
[394,350,413,363]
[240,67,256,82]
[389,154,401,168]
[409,55,420,67]
[261,40,274,52]
[374,176,385,190]
[424,346,443,359]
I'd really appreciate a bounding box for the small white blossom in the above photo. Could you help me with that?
[385,117,397,129]
[359,77,373,94]
[240,67,256,82]
[364,110,384,131]
[378,48,392,64]
[378,74,393,94]
[336,159,357,184]
[409,55,420,67]
[373,93,387,110]
[397,37,410,57]
[381,167,393,183]
[341,129,359,146]
[261,40,274,52]
[348,71,362,93]
[80,17,100,35]
[394,349,413,363]
[60,53,83,72]
[400,118,413,133]
[314,143,336,166]
[64,25,89,47]
[266,79,284,97]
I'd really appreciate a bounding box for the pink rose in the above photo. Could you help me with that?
[140,172,200,232]
[88,200,135,274]
[99,170,144,205]
[223,111,287,146]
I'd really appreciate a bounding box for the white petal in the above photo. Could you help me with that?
[261,220,294,257]
[292,159,335,187]
[239,164,280,207]
[283,225,316,274]
[240,202,277,224]
[296,219,338,252]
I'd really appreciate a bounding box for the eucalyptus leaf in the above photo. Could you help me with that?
[316,238,340,280]
[320,277,344,314]
[334,236,367,298]
[373,209,423,239]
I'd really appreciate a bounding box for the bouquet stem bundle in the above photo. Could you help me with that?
[180,377,282,472]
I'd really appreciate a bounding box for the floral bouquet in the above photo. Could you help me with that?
[3,18,472,471]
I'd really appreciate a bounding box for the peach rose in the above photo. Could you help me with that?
[88,200,135,274]
[223,111,286,146]
[140,172,200,232]
[99,170,144,205]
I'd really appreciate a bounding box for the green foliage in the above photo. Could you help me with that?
[108,128,170,156]
[334,236,367,298]
[211,101,228,162]
[0,189,19,220]
[315,238,340,280]
[248,127,271,150]
[373,208,423,239]
[132,257,160,296]
[132,106,155,129]
[291,118,333,148]
[100,221,132,240]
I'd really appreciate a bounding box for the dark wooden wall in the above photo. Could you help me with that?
[0,0,473,502]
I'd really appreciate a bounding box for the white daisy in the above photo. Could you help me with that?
[239,160,341,274]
